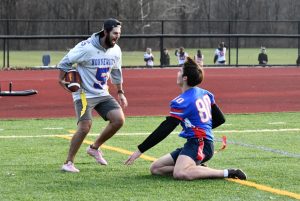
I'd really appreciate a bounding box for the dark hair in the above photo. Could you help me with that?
[182,57,204,87]
[103,18,122,32]
[99,18,121,37]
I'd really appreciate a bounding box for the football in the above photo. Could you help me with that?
[64,69,82,92]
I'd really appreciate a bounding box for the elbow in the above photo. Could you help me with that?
[221,116,226,124]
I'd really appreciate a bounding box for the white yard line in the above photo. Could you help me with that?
[43,127,64,130]
[214,128,300,133]
[1,128,300,139]
[1,128,299,158]
[268,122,286,125]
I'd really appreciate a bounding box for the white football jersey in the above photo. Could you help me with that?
[58,33,122,101]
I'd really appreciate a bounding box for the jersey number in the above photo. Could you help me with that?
[195,95,212,122]
[94,67,109,89]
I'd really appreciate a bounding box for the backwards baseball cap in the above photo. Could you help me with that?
[103,18,122,31]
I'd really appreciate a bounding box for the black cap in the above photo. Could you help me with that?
[103,18,122,31]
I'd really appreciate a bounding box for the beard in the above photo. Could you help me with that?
[105,35,115,48]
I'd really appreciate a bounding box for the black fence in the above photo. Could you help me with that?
[1,34,300,68]
[1,19,300,50]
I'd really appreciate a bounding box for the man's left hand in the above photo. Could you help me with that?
[118,93,128,108]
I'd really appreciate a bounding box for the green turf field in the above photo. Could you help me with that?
[0,112,299,200]
[1,48,298,68]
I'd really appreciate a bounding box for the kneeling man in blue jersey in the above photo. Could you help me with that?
[58,18,128,173]
[125,57,246,180]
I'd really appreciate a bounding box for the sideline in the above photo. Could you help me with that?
[1,128,299,158]
[56,135,300,200]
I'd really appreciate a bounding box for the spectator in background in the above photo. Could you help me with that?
[175,47,188,65]
[194,49,204,66]
[296,55,300,66]
[258,47,268,66]
[214,42,226,65]
[144,48,154,67]
[160,48,170,67]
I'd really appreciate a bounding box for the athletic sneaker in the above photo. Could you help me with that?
[86,146,108,165]
[61,161,80,173]
[228,169,247,180]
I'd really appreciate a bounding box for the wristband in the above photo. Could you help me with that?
[117,89,125,94]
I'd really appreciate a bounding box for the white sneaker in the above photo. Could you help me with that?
[86,146,108,165]
[61,161,80,173]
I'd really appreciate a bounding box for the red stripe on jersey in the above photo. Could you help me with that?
[192,127,207,138]
[170,108,183,113]
[170,114,183,121]
[197,140,205,161]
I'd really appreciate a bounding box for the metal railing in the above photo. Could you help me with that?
[1,34,300,68]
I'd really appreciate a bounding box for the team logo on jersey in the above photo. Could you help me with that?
[91,58,115,66]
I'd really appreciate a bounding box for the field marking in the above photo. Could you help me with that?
[227,140,300,158]
[1,128,299,158]
[43,127,64,130]
[55,135,156,162]
[55,135,300,200]
[227,179,300,200]
[268,122,286,125]
[0,134,74,138]
[1,128,299,139]
[214,128,300,133]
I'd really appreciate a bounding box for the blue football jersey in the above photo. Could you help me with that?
[170,87,216,141]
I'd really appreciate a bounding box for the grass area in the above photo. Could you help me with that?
[0,112,299,200]
[0,48,298,68]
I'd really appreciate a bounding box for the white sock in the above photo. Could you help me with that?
[224,169,229,178]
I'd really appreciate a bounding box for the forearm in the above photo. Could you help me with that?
[138,116,180,153]
[212,104,226,129]
[213,55,218,63]
[114,83,124,93]
[58,70,70,92]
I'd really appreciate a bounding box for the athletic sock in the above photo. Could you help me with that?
[224,169,229,178]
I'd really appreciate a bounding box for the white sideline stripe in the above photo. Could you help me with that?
[43,127,64,130]
[268,122,286,125]
[214,128,300,133]
[0,128,300,139]
[0,129,3,131]
[0,133,156,139]
[0,134,72,138]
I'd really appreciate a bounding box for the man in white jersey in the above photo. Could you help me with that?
[58,18,128,173]
[213,42,226,65]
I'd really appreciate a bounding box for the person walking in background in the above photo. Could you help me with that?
[175,47,188,65]
[258,47,268,66]
[160,48,170,67]
[125,57,247,181]
[58,18,128,173]
[214,42,226,65]
[144,47,154,67]
[297,55,300,66]
[194,49,204,66]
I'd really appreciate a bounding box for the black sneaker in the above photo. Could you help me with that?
[228,169,247,180]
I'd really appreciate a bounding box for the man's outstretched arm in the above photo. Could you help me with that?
[125,116,180,165]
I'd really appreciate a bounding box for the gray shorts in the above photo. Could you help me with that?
[74,95,121,122]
